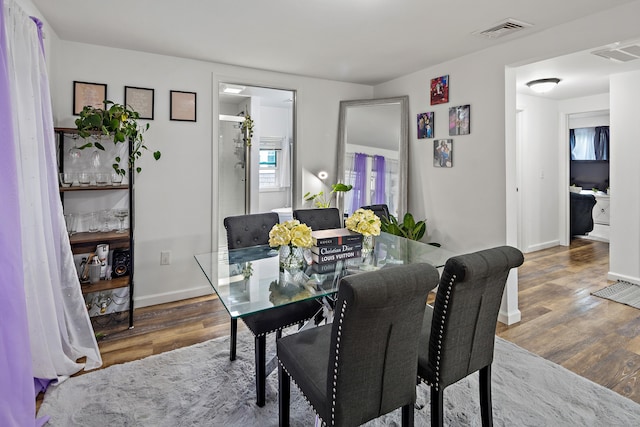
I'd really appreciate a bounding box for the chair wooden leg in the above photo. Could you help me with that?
[430,386,443,427]
[479,365,494,427]
[278,363,291,427]
[276,329,283,340]
[401,403,414,427]
[255,335,266,407]
[230,318,237,361]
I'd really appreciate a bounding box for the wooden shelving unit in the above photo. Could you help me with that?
[56,127,135,329]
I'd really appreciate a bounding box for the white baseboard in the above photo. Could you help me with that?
[498,309,521,325]
[134,285,212,309]
[607,272,640,285]
[526,240,560,254]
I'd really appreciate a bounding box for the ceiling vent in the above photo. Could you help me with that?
[474,18,532,39]
[592,44,640,62]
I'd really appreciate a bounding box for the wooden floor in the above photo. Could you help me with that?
[38,238,640,410]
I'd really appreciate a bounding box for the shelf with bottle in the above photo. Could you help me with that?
[80,275,129,295]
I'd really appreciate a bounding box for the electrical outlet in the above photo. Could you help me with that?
[160,251,171,265]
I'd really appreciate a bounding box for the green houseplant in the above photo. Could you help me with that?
[240,113,254,146]
[304,183,353,208]
[74,100,161,175]
[381,212,427,241]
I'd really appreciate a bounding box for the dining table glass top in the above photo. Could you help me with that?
[194,232,455,320]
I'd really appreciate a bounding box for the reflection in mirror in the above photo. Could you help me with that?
[218,83,296,249]
[337,96,408,218]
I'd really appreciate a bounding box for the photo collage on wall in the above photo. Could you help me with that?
[420,74,470,168]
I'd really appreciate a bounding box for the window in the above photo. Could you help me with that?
[570,126,609,161]
[259,149,278,187]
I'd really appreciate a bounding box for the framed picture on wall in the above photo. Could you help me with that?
[125,86,155,120]
[170,90,197,122]
[434,139,453,168]
[449,104,470,136]
[417,112,434,139]
[73,81,107,115]
[430,75,449,105]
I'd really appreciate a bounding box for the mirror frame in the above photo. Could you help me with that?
[336,95,409,218]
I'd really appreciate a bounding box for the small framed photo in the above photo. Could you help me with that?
[73,81,107,115]
[449,104,470,136]
[125,86,154,120]
[417,112,434,139]
[430,75,449,105]
[434,139,453,168]
[170,90,197,122]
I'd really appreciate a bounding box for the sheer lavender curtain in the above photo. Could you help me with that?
[1,2,34,425]
[2,1,101,424]
[350,153,367,213]
[373,155,386,204]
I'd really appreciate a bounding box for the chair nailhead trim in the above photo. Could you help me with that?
[329,300,348,426]
[430,273,456,390]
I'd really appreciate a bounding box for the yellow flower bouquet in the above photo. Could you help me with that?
[269,220,313,271]
[345,208,381,237]
[268,219,313,248]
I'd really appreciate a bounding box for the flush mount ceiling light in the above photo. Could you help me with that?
[222,84,245,94]
[526,78,561,93]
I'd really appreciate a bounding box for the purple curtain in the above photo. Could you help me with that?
[373,155,386,204]
[0,1,37,425]
[350,153,367,213]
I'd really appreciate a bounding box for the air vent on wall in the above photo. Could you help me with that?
[592,44,640,62]
[474,18,532,39]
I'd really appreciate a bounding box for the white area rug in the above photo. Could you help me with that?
[38,333,640,426]
[592,280,640,309]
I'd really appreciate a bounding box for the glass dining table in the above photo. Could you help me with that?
[194,231,456,406]
[194,232,455,321]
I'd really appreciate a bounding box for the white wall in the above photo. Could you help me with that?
[609,70,640,284]
[48,41,371,307]
[515,94,561,253]
[373,0,640,254]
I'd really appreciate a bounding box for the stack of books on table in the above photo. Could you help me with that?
[310,228,363,268]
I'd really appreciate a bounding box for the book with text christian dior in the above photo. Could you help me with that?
[311,228,363,247]
[310,242,363,256]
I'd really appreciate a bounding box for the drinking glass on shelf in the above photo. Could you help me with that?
[64,213,77,236]
[100,210,114,232]
[59,172,75,187]
[113,209,129,233]
[111,172,124,186]
[95,172,110,186]
[78,172,92,187]
[87,212,99,232]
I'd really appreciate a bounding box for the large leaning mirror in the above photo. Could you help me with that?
[337,96,409,219]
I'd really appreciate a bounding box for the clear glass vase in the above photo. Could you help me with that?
[362,235,374,258]
[279,244,306,271]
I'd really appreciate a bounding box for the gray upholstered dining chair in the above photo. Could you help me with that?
[417,246,524,427]
[223,212,320,407]
[277,263,440,427]
[360,204,390,221]
[293,207,342,230]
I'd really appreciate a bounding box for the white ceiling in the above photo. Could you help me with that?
[33,0,638,93]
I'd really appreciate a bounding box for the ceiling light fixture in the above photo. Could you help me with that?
[317,171,328,180]
[526,78,561,93]
[222,84,245,94]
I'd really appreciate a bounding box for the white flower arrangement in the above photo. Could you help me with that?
[345,208,381,237]
[268,219,313,248]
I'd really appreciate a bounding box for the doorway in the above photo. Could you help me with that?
[217,83,295,248]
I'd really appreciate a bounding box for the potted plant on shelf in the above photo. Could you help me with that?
[74,100,161,175]
[304,183,353,208]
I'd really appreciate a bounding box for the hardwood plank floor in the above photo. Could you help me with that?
[37,238,640,412]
